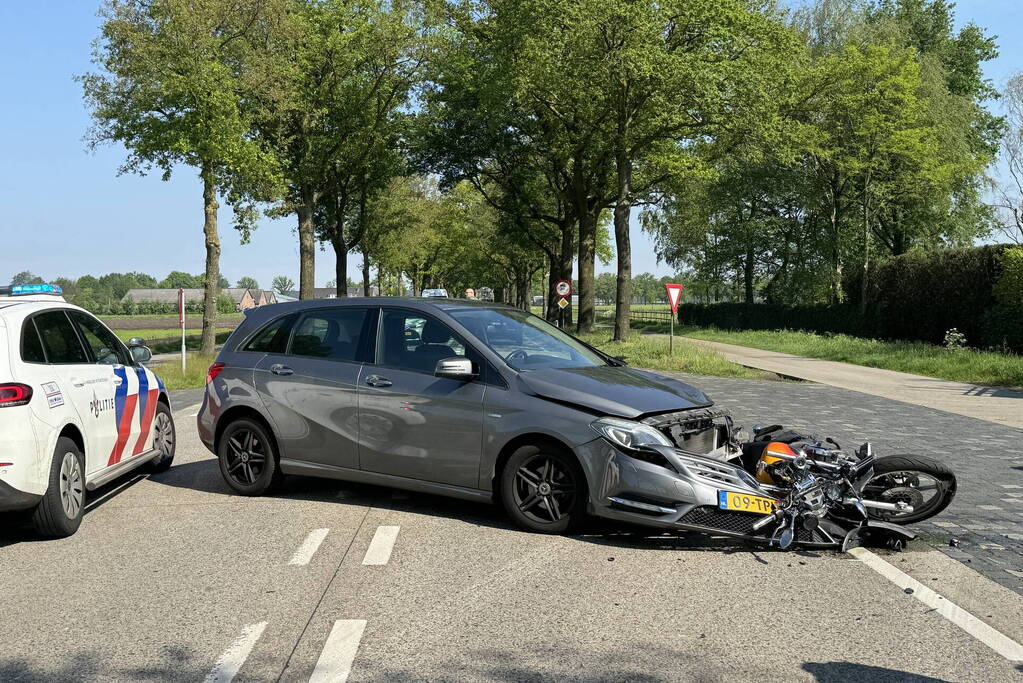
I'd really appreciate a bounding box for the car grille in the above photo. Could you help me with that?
[679,506,832,544]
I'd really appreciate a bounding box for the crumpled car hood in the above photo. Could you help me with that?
[515,365,712,419]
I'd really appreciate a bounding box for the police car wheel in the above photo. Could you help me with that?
[32,437,86,538]
[218,418,282,496]
[149,402,176,473]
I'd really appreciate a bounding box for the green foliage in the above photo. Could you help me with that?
[9,271,45,285]
[993,247,1023,305]
[271,275,295,295]
[684,244,1022,351]
[236,276,260,290]
[680,326,1023,387]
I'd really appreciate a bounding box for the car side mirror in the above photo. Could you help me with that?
[130,345,153,364]
[435,357,476,381]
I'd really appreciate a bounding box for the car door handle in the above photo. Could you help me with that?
[365,375,392,388]
[270,364,294,376]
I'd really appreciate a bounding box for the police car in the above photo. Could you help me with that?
[0,284,175,537]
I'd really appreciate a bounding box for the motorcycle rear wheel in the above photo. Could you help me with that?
[861,455,957,524]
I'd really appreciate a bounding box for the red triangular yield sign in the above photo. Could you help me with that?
[665,283,684,314]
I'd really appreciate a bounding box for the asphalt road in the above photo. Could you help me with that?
[2,390,1023,682]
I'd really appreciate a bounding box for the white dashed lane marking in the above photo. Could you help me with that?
[849,547,1023,662]
[203,621,267,683]
[362,525,400,565]
[289,528,330,566]
[309,619,367,683]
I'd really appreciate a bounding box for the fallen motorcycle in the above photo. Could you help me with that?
[615,421,957,551]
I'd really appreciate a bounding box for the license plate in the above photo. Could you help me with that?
[718,490,778,515]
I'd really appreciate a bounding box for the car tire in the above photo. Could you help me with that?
[31,437,86,538]
[500,444,587,534]
[148,401,176,473]
[217,418,282,496]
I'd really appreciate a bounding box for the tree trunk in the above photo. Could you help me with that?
[546,254,559,321]
[332,230,348,299]
[744,242,755,305]
[613,154,633,341]
[860,176,871,315]
[297,185,316,300]
[362,251,371,297]
[828,178,843,304]
[199,160,220,355]
[577,210,596,334]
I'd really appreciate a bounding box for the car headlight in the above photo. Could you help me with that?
[591,417,674,452]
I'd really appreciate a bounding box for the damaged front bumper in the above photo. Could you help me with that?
[574,439,843,546]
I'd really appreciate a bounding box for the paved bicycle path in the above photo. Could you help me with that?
[680,337,1023,431]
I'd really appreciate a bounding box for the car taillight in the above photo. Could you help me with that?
[206,362,225,385]
[0,383,32,407]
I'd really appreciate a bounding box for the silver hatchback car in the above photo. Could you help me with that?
[197,298,737,533]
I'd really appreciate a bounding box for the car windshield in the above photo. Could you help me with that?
[447,307,607,370]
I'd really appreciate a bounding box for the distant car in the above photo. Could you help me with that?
[421,288,448,298]
[0,284,175,537]
[198,298,732,534]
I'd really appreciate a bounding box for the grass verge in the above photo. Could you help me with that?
[113,328,235,344]
[150,353,218,390]
[575,329,770,380]
[653,323,1023,388]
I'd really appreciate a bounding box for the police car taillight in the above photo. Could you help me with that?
[0,383,32,407]
[206,362,225,384]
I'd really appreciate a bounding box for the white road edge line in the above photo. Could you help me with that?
[203,621,268,683]
[362,525,400,566]
[289,528,330,566]
[849,547,1023,662]
[308,619,367,683]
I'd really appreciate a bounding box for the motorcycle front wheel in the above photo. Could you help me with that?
[861,455,957,524]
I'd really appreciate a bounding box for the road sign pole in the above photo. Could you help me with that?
[670,314,674,355]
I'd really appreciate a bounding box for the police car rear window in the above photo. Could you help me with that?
[21,319,46,363]
[34,311,89,364]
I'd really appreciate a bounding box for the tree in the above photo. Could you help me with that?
[996,73,1023,244]
[160,271,202,289]
[81,0,284,353]
[10,271,45,285]
[236,276,260,290]
[271,275,295,295]
[579,0,797,338]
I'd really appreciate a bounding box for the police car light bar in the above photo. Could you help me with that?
[0,284,64,296]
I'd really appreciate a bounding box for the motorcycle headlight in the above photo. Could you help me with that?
[591,417,674,452]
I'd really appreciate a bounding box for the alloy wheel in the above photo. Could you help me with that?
[225,428,267,486]
[59,452,83,519]
[512,454,578,524]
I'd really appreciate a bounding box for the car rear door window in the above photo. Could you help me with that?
[69,311,130,365]
[33,311,89,364]
[290,308,369,362]
[21,318,47,363]
[244,313,296,353]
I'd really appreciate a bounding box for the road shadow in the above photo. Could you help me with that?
[802,661,951,682]
[0,469,151,547]
[148,459,835,556]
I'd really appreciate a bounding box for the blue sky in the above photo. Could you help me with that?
[1,1,1020,289]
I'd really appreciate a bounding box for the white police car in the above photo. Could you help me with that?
[0,284,175,537]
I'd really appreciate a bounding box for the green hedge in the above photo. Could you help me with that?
[682,244,1023,352]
